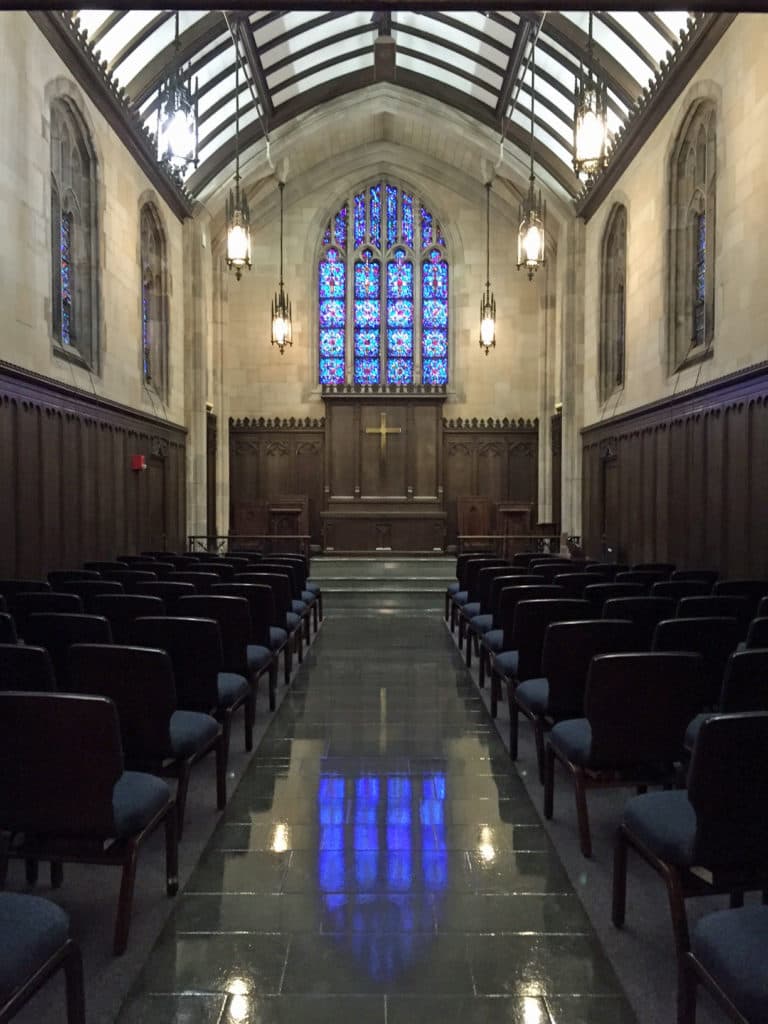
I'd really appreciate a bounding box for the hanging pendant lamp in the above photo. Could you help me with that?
[479,181,496,355]
[271,182,292,353]
[226,56,251,280]
[573,11,609,185]
[156,11,199,176]
[517,29,546,281]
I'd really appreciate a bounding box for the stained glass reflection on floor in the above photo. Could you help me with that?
[117,557,636,1024]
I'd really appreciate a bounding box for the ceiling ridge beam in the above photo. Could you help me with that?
[495,15,532,122]
[231,12,274,125]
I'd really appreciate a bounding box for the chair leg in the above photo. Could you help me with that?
[51,861,64,888]
[612,826,629,926]
[478,647,486,688]
[465,627,473,668]
[25,858,38,886]
[544,743,555,819]
[304,613,311,643]
[175,761,192,838]
[114,841,140,955]
[490,671,500,718]
[312,601,319,632]
[573,766,593,858]
[244,691,254,751]
[533,718,546,785]
[677,954,697,1024]
[729,890,744,909]
[269,661,278,711]
[296,629,304,663]
[509,694,519,760]
[284,645,293,686]
[317,594,323,621]
[63,940,86,1024]
[215,734,227,810]
[663,864,691,956]
[165,805,179,898]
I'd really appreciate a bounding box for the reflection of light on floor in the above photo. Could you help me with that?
[317,770,447,981]
[523,996,547,1024]
[271,822,290,853]
[225,976,251,1023]
[478,825,496,864]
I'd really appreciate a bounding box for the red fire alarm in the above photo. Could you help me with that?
[130,454,147,472]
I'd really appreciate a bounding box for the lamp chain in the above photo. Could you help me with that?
[485,182,491,289]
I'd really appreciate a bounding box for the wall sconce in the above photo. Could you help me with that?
[131,454,147,472]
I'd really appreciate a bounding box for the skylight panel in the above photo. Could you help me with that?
[270,53,374,106]
[396,53,497,109]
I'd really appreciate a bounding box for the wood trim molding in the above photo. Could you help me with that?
[443,416,538,431]
[230,416,326,430]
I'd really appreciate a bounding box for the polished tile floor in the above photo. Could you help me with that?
[117,565,637,1024]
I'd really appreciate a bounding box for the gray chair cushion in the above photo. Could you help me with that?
[469,614,493,635]
[462,602,481,619]
[169,710,219,758]
[691,906,768,1022]
[447,582,460,595]
[549,718,592,766]
[301,590,317,604]
[0,893,70,1001]
[247,644,273,672]
[286,612,301,630]
[269,626,288,650]
[515,677,549,714]
[305,580,320,595]
[112,771,171,837]
[622,790,696,864]
[217,672,250,707]
[453,591,469,606]
[494,649,519,679]
[291,600,308,614]
[483,629,504,653]
[685,712,712,751]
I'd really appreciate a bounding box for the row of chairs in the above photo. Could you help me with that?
[448,552,768,1024]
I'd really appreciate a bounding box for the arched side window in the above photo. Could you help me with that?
[50,97,98,369]
[318,183,449,386]
[599,204,627,402]
[668,100,716,369]
[140,203,169,395]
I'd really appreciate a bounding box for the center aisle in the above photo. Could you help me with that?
[118,557,636,1024]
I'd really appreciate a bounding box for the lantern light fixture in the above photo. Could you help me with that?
[517,26,546,281]
[573,11,609,185]
[479,181,496,355]
[271,182,292,353]
[226,55,251,280]
[156,11,199,177]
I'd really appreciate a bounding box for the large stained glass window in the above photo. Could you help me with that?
[317,183,449,386]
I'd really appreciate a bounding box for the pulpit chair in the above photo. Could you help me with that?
[713,580,768,620]
[257,562,313,645]
[68,644,226,836]
[680,906,768,1024]
[100,570,158,592]
[457,564,511,664]
[24,613,112,691]
[652,617,741,709]
[83,561,128,573]
[56,579,124,607]
[8,592,83,640]
[48,570,100,586]
[0,580,51,600]
[88,593,165,644]
[210,584,283,708]
[132,581,196,613]
[583,582,645,616]
[0,893,84,1024]
[235,572,303,683]
[615,570,669,591]
[612,712,768,960]
[545,651,704,858]
[744,616,768,650]
[602,596,676,648]
[0,617,18,645]
[166,571,220,595]
[633,562,676,576]
[177,594,277,714]
[483,585,565,715]
[553,572,609,598]
[514,619,641,782]
[130,616,253,753]
[684,649,768,753]
[0,645,56,692]
[496,598,593,753]
[0,692,178,956]
[465,572,542,676]
[652,580,713,601]
[585,563,629,581]
[677,596,752,639]
[672,569,719,587]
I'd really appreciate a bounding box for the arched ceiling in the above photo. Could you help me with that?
[70,8,692,205]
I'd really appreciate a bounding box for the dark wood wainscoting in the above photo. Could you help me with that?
[442,418,539,547]
[582,364,768,576]
[0,362,186,578]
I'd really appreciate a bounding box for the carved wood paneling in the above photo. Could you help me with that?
[0,362,186,577]
[581,363,768,575]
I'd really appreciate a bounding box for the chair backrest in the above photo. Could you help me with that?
[0,644,57,692]
[166,571,220,594]
[0,579,51,599]
[510,598,593,681]
[88,593,165,644]
[553,572,608,598]
[100,570,159,592]
[671,569,719,586]
[632,562,675,576]
[218,556,250,572]
[583,582,644,615]
[176,595,251,675]
[677,595,752,636]
[541,619,641,718]
[758,596,768,620]
[614,570,668,591]
[713,580,768,619]
[9,592,83,639]
[459,556,504,590]
[531,561,578,583]
[0,692,123,836]
[602,596,676,647]
[117,554,155,563]
[130,581,196,612]
[475,565,517,611]
[257,563,301,598]
[235,573,292,620]
[129,616,222,712]
[68,644,175,761]
[48,569,101,585]
[585,652,704,764]
[24,613,113,690]
[489,575,546,626]
[652,616,740,708]
[121,560,175,579]
[498,585,565,648]
[188,561,235,580]
[719,650,768,713]
[268,556,308,589]
[83,561,128,572]
[584,563,629,581]
[150,554,199,570]
[688,712,768,864]
[210,584,274,647]
[0,614,18,644]
[511,551,546,568]
[55,580,125,605]
[745,617,768,650]
[651,580,712,601]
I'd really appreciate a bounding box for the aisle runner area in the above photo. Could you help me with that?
[118,557,636,1024]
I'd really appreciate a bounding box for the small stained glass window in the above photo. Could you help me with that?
[386,185,398,249]
[354,252,380,384]
[422,250,448,385]
[319,248,346,385]
[387,251,413,384]
[334,206,347,249]
[370,185,381,250]
[60,212,73,346]
[693,211,706,346]
[401,193,414,248]
[353,192,366,249]
[322,222,331,246]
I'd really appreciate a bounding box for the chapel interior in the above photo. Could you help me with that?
[1,6,767,1024]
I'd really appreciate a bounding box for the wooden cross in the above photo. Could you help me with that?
[364,411,402,458]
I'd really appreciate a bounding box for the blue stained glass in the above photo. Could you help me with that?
[436,224,446,246]
[388,300,413,328]
[320,250,345,298]
[320,329,344,358]
[142,289,150,380]
[354,357,380,384]
[334,206,348,249]
[387,358,412,385]
[320,299,345,327]
[420,205,433,249]
[422,330,447,358]
[355,300,380,328]
[354,330,379,357]
[354,259,379,297]
[354,192,365,248]
[60,214,72,345]
[387,258,413,298]
[387,185,398,248]
[422,300,447,328]
[402,193,414,247]
[320,358,345,385]
[387,329,412,357]
[696,213,706,301]
[422,359,448,385]
[322,222,331,245]
[370,185,381,249]
[422,252,448,299]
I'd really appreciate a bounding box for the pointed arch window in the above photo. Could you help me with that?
[669,100,716,369]
[599,204,627,402]
[317,183,449,386]
[140,203,169,395]
[50,97,99,369]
